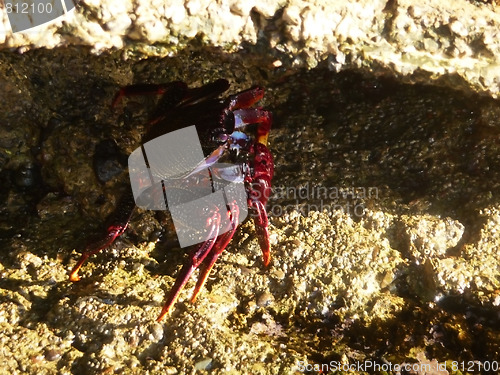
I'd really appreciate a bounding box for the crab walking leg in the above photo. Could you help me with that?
[112,79,230,127]
[250,200,271,267]
[69,189,136,282]
[157,211,222,321]
[111,82,188,108]
[191,203,240,303]
[175,79,230,107]
[68,226,127,282]
[246,142,273,267]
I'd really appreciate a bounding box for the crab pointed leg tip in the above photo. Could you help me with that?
[190,286,203,303]
[263,255,271,267]
[69,271,81,282]
[156,307,171,322]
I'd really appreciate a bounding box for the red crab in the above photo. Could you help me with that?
[69,79,274,321]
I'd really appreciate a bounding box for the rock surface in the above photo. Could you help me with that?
[2,1,500,96]
[0,46,499,373]
[1,0,500,373]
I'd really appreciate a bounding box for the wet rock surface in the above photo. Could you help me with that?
[0,46,499,373]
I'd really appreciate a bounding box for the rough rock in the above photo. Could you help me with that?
[0,48,499,372]
[1,0,500,373]
[2,1,500,96]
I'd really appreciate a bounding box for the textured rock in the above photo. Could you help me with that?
[1,49,499,372]
[2,1,500,95]
[401,215,465,262]
[1,0,500,371]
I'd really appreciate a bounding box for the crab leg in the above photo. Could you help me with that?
[246,142,273,267]
[112,79,230,117]
[69,189,136,282]
[157,211,222,321]
[249,199,270,266]
[111,82,188,108]
[175,79,230,108]
[191,202,240,303]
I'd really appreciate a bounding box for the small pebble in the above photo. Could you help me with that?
[149,322,164,341]
[44,348,62,361]
[194,358,212,370]
[257,292,274,307]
